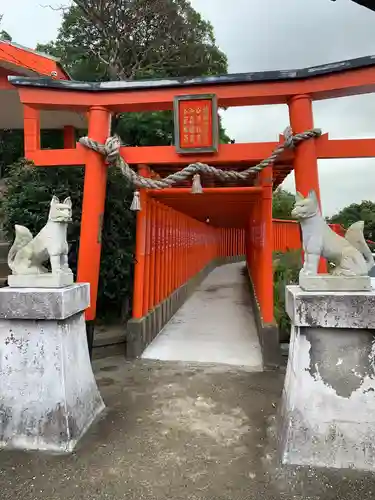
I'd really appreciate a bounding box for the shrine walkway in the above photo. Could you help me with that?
[1,357,373,500]
[141,262,263,369]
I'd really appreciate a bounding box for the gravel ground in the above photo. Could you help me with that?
[0,356,374,500]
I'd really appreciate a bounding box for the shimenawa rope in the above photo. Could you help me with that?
[79,126,322,211]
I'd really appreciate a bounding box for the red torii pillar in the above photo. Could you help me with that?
[63,125,76,149]
[288,95,321,202]
[288,94,326,272]
[23,104,112,352]
[77,106,111,321]
[23,105,41,155]
[132,164,151,319]
[259,166,274,324]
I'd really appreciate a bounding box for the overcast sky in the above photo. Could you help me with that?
[1,0,375,215]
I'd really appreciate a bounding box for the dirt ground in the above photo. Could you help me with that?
[0,356,375,499]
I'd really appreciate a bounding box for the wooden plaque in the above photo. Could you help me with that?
[174,94,219,154]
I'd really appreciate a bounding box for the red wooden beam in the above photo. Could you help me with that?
[122,143,293,166]
[26,148,85,166]
[26,142,292,167]
[148,187,263,196]
[153,198,257,204]
[14,64,375,112]
[26,136,375,171]
[316,134,375,159]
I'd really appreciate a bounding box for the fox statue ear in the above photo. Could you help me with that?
[63,197,72,208]
[51,195,60,205]
[308,190,318,204]
[295,192,304,202]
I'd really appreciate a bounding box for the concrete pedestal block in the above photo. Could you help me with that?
[8,272,74,288]
[0,284,105,453]
[299,274,371,292]
[280,286,375,471]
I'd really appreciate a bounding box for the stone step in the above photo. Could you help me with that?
[92,324,126,359]
[93,324,126,348]
[92,342,125,360]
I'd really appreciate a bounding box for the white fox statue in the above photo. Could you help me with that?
[8,195,73,276]
[291,190,374,277]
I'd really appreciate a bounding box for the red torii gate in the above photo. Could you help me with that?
[6,54,375,361]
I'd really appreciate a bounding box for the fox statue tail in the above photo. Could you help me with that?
[7,224,33,272]
[345,221,374,272]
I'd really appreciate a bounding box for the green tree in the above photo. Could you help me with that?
[272,189,296,220]
[272,189,300,341]
[2,1,231,319]
[0,160,136,320]
[329,200,375,244]
[273,250,301,342]
[0,14,11,41]
[0,30,11,41]
[38,1,227,81]
[0,130,23,178]
[0,130,65,178]
[36,0,230,145]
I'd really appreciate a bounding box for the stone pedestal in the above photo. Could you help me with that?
[8,272,74,288]
[299,273,371,292]
[0,284,105,453]
[279,286,375,471]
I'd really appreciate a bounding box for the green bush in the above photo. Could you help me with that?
[273,250,302,342]
[0,159,136,321]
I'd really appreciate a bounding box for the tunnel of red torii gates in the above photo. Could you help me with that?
[2,39,375,355]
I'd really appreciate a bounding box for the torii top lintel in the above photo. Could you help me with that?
[8,54,375,112]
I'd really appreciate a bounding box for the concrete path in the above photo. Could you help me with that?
[1,357,374,500]
[142,263,263,369]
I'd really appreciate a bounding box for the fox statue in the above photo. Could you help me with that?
[291,190,374,277]
[8,195,73,276]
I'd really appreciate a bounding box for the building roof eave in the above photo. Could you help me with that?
[0,40,71,80]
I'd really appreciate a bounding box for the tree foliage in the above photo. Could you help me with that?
[329,200,375,244]
[273,250,301,342]
[1,1,231,320]
[272,189,296,220]
[38,0,227,81]
[0,160,136,319]
[0,30,11,41]
[0,130,23,178]
[37,1,230,146]
[0,14,12,42]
